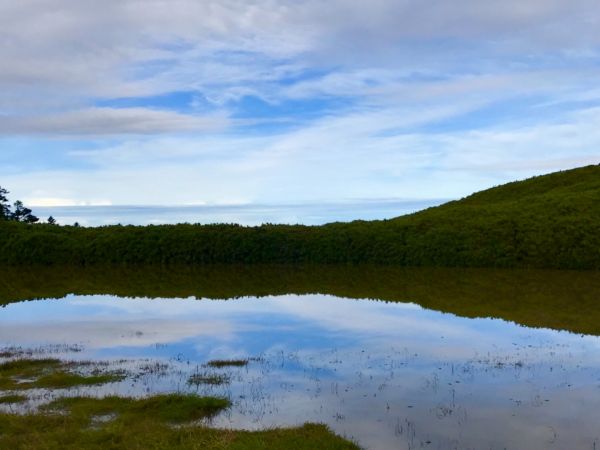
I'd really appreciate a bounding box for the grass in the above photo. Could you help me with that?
[0,358,358,448]
[0,394,358,450]
[206,359,249,368]
[0,359,124,390]
[0,345,83,359]
[43,394,230,423]
[0,395,358,449]
[34,372,123,389]
[0,394,27,404]
[188,373,230,386]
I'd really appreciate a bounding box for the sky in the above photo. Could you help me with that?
[1,0,600,221]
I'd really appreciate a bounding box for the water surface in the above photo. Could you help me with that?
[1,266,599,449]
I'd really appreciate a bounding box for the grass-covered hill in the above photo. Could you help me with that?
[1,165,599,269]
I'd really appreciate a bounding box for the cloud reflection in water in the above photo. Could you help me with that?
[1,294,599,450]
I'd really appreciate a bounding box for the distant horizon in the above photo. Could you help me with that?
[31,198,446,227]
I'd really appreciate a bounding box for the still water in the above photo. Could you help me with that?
[1,266,599,449]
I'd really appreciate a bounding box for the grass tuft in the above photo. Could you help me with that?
[0,359,124,390]
[206,359,248,368]
[34,372,123,389]
[45,394,230,424]
[188,373,230,386]
[0,394,27,404]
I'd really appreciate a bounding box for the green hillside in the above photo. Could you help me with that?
[1,165,599,268]
[375,164,600,268]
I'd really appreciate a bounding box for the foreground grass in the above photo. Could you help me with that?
[0,359,358,448]
[0,395,358,449]
[0,359,124,390]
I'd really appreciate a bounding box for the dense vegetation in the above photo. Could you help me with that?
[2,265,600,335]
[0,187,39,223]
[1,165,599,268]
[0,372,356,449]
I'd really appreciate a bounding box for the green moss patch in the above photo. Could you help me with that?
[34,372,123,389]
[44,394,230,424]
[0,359,123,390]
[0,394,27,404]
[0,394,358,449]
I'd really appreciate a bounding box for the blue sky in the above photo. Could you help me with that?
[1,0,599,213]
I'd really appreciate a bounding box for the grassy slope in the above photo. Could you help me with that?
[383,164,600,268]
[0,165,599,268]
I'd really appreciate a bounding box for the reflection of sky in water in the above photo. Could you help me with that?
[1,294,600,450]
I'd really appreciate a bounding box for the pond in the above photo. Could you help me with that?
[1,266,599,449]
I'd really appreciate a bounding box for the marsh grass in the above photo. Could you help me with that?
[0,394,27,404]
[0,345,83,358]
[0,359,124,390]
[207,359,248,368]
[188,372,230,386]
[0,357,358,448]
[43,394,230,423]
[0,395,357,449]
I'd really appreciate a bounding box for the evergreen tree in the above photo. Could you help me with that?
[12,200,39,223]
[0,186,10,220]
[47,216,57,225]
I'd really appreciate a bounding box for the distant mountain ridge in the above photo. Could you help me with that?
[1,165,599,269]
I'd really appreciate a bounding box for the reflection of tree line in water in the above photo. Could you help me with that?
[1,265,599,335]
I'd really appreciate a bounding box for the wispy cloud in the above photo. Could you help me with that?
[0,108,228,136]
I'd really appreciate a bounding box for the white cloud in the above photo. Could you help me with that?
[25,198,112,207]
[1,1,599,210]
[0,108,228,136]
[4,104,600,207]
[0,0,598,114]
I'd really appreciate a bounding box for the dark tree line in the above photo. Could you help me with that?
[0,165,599,269]
[0,186,42,223]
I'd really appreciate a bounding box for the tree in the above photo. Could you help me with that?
[0,186,40,224]
[12,200,39,223]
[47,216,57,225]
[0,186,10,220]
